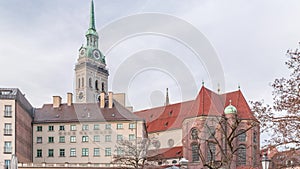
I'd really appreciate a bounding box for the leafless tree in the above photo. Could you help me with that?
[251,44,300,147]
[193,115,258,169]
[112,137,149,169]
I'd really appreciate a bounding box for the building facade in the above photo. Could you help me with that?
[135,86,260,169]
[0,88,33,168]
[33,93,145,165]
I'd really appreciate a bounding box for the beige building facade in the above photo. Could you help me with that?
[0,88,33,168]
[33,94,145,165]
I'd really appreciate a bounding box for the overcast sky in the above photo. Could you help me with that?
[1,0,300,113]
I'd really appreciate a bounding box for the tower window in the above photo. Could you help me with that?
[89,78,92,88]
[78,78,81,88]
[82,78,84,87]
[101,82,105,92]
[95,80,99,90]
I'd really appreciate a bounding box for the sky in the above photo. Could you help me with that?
[1,0,300,114]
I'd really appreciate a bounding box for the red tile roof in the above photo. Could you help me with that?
[135,86,256,133]
[147,146,183,160]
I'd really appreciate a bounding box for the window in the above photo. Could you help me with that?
[37,149,42,157]
[70,125,76,131]
[238,130,246,142]
[94,124,99,130]
[237,145,246,166]
[117,123,123,129]
[78,78,81,88]
[82,148,89,157]
[105,135,111,142]
[59,136,65,143]
[101,82,105,91]
[129,123,136,129]
[253,131,257,143]
[105,124,111,129]
[207,142,216,162]
[48,137,54,143]
[117,147,124,155]
[4,141,12,153]
[82,136,89,142]
[4,160,11,169]
[253,146,257,166]
[129,134,135,141]
[70,136,76,143]
[89,78,92,88]
[48,126,54,131]
[94,148,100,156]
[191,128,198,140]
[37,137,42,144]
[59,149,65,157]
[59,125,65,131]
[95,80,99,90]
[117,135,123,141]
[37,126,42,132]
[82,124,89,131]
[105,148,111,156]
[191,143,199,162]
[70,148,76,157]
[4,105,12,117]
[94,135,100,142]
[82,77,84,87]
[4,123,12,135]
[48,149,54,157]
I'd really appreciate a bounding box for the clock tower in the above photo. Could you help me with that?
[75,0,108,103]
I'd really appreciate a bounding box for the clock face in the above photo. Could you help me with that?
[93,50,100,59]
[79,48,86,57]
[78,91,84,100]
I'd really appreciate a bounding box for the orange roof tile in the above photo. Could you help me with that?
[135,86,256,133]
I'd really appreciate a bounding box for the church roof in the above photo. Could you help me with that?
[34,100,142,123]
[134,86,257,133]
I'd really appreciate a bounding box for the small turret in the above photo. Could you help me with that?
[224,100,237,114]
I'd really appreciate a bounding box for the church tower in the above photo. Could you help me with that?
[75,0,108,103]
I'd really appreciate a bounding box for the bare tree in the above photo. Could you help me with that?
[251,44,300,147]
[112,137,149,169]
[193,115,258,169]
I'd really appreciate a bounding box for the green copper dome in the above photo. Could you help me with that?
[224,101,237,114]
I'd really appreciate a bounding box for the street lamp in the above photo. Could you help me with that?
[261,153,271,169]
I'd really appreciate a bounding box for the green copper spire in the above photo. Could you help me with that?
[89,0,96,30]
[86,0,98,37]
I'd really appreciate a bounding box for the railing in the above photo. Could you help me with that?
[4,129,12,135]
[18,163,126,168]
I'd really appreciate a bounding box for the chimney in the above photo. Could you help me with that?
[108,92,113,108]
[67,93,73,106]
[100,92,105,108]
[53,96,62,108]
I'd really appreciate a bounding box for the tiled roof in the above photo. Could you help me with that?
[147,146,183,160]
[34,100,142,123]
[135,86,256,133]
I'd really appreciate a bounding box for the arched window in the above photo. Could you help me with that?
[89,78,92,88]
[207,142,216,162]
[101,82,105,92]
[78,78,81,88]
[191,128,198,140]
[82,78,84,87]
[237,144,246,166]
[253,131,257,143]
[238,129,246,142]
[191,143,199,162]
[95,80,99,90]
